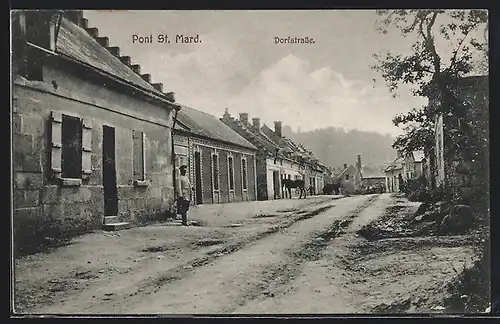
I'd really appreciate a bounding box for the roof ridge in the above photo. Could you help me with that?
[77,15,169,97]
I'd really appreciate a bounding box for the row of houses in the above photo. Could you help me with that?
[11,11,331,246]
[383,75,488,195]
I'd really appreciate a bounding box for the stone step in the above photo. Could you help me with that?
[165,219,199,226]
[102,222,132,231]
[103,216,119,225]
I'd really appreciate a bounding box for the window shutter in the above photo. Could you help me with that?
[81,118,93,177]
[50,111,62,177]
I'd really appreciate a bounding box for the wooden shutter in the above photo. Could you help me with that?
[50,111,62,178]
[81,118,93,178]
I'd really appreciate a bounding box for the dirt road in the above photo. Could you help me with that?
[16,194,481,315]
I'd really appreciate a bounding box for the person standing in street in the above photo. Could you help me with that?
[176,165,192,226]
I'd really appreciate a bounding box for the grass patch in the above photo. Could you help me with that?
[442,243,490,313]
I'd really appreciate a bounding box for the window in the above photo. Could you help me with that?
[132,130,146,181]
[175,155,187,178]
[212,154,219,191]
[241,158,248,190]
[228,156,235,191]
[345,174,350,180]
[61,115,82,178]
[50,112,92,183]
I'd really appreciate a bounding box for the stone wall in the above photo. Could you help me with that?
[12,69,174,253]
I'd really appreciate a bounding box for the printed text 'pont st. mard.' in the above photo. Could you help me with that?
[132,34,202,44]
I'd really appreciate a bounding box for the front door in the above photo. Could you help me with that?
[194,151,203,205]
[102,125,118,216]
[273,171,280,199]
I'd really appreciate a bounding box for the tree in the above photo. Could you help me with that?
[371,10,488,155]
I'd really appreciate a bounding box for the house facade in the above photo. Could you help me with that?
[12,11,178,250]
[221,111,292,200]
[385,151,426,193]
[260,122,328,196]
[173,106,258,205]
[335,164,360,195]
[385,157,404,193]
[221,111,328,200]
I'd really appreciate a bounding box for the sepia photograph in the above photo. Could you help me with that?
[11,9,490,315]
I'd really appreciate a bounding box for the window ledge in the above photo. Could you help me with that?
[133,180,150,187]
[60,178,82,187]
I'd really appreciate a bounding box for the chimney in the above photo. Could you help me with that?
[344,164,347,169]
[80,18,88,29]
[131,64,141,74]
[86,27,99,38]
[252,117,261,130]
[274,121,283,137]
[120,56,131,65]
[222,108,231,121]
[152,83,163,92]
[64,10,84,26]
[357,154,362,170]
[21,11,61,51]
[108,46,120,57]
[96,36,109,47]
[239,113,249,125]
[141,74,151,82]
[165,92,175,102]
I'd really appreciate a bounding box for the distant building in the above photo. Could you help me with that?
[385,150,426,193]
[385,156,404,193]
[335,163,359,195]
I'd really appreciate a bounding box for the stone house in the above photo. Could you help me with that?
[260,122,328,196]
[335,163,360,194]
[385,157,404,193]
[385,150,426,193]
[432,75,489,198]
[12,11,179,249]
[403,150,425,180]
[173,105,258,205]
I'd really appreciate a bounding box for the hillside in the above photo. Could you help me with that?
[283,126,397,172]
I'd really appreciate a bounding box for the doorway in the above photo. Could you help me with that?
[194,151,203,205]
[273,171,280,199]
[103,125,118,216]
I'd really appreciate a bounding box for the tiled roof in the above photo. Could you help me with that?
[361,168,386,178]
[385,157,404,172]
[261,124,317,162]
[221,117,282,156]
[335,165,355,179]
[56,17,163,96]
[175,105,257,150]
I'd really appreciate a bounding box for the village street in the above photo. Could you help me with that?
[14,193,480,315]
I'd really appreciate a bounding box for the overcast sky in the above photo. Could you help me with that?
[83,10,486,136]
